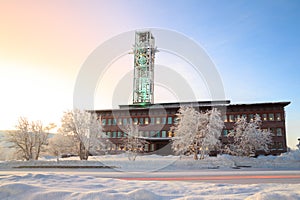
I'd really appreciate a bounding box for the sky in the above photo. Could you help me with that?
[0,0,299,148]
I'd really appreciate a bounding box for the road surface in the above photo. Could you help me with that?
[1,168,300,184]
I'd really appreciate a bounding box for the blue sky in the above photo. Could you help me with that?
[0,0,299,147]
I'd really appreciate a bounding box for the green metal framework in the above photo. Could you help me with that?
[132,31,157,105]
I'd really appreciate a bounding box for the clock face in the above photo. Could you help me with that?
[138,54,147,65]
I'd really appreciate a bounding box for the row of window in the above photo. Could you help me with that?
[102,112,282,127]
[271,142,284,150]
[102,116,175,126]
[103,130,171,138]
[223,113,282,122]
[107,143,156,152]
[100,110,177,117]
[222,127,284,136]
[104,141,285,152]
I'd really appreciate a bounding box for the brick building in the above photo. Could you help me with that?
[96,100,290,155]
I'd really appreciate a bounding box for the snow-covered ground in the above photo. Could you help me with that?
[1,150,300,171]
[1,151,299,199]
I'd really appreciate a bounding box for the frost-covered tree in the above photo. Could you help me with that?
[5,117,55,160]
[200,108,224,159]
[225,115,273,156]
[47,134,75,162]
[123,124,147,161]
[172,106,200,159]
[172,107,224,160]
[59,109,105,160]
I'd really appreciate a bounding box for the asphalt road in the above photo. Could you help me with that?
[1,168,300,184]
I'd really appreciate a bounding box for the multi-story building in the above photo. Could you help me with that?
[96,100,290,155]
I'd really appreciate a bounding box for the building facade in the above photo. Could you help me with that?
[96,100,290,155]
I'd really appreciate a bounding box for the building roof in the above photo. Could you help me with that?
[93,100,290,112]
[228,101,291,107]
[119,100,231,109]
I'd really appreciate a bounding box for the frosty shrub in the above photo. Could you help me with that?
[122,124,147,161]
[47,134,76,162]
[172,106,224,160]
[225,115,273,157]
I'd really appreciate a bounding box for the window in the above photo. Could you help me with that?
[249,114,254,122]
[269,113,274,121]
[155,131,160,137]
[108,119,112,125]
[235,115,240,121]
[150,144,155,151]
[168,116,173,124]
[242,114,247,119]
[117,144,122,150]
[117,131,122,138]
[128,118,132,124]
[156,117,161,124]
[162,131,167,137]
[107,132,111,138]
[223,129,228,136]
[123,118,127,125]
[139,118,144,125]
[223,115,228,122]
[144,131,149,137]
[270,128,276,134]
[271,142,276,150]
[173,117,179,123]
[112,131,117,138]
[229,115,234,122]
[118,118,122,125]
[151,117,155,124]
[144,144,149,152]
[112,119,117,125]
[276,113,281,121]
[161,117,166,124]
[276,128,282,136]
[262,114,267,121]
[278,142,283,150]
[150,131,155,137]
[134,118,138,125]
[145,118,149,125]
[102,119,106,125]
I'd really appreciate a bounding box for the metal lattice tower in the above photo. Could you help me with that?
[132,31,157,105]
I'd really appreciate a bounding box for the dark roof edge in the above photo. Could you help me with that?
[90,101,291,112]
[119,100,231,109]
[229,101,291,107]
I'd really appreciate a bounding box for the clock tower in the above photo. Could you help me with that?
[132,31,157,105]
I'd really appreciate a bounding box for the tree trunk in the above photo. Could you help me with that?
[35,144,41,160]
[193,151,198,160]
[79,142,89,160]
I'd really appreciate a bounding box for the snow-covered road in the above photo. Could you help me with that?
[1,169,300,184]
[1,170,300,200]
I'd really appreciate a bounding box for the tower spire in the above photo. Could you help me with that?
[132,31,157,105]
